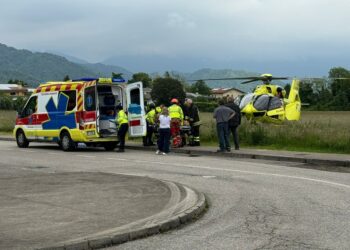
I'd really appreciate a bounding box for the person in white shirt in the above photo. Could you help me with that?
[156,107,171,155]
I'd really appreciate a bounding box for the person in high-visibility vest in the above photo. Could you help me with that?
[115,104,128,152]
[143,103,156,146]
[168,98,184,148]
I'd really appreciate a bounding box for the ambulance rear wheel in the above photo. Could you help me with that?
[16,130,29,148]
[103,142,117,151]
[60,131,76,151]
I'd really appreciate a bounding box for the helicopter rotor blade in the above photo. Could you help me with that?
[188,76,289,83]
[241,79,260,84]
[187,77,260,82]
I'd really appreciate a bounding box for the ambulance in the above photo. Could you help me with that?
[14,77,146,151]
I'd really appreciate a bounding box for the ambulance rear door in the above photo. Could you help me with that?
[126,82,146,137]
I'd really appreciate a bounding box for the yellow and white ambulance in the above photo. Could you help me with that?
[14,77,146,151]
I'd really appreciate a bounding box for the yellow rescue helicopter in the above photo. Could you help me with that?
[234,73,301,124]
[192,73,301,124]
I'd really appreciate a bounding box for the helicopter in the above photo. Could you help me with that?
[235,74,301,124]
[192,73,301,124]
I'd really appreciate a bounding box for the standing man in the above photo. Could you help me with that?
[184,98,201,146]
[225,96,241,150]
[213,99,235,152]
[116,104,128,152]
[168,98,184,148]
[143,103,156,146]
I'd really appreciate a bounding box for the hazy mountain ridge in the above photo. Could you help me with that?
[0,43,273,92]
[0,43,132,87]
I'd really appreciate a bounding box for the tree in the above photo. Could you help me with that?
[299,81,315,105]
[151,77,186,106]
[128,72,152,88]
[190,80,211,96]
[63,75,70,81]
[284,84,291,97]
[7,79,27,87]
[329,67,350,101]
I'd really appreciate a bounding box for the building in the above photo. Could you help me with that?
[0,84,34,96]
[211,87,245,99]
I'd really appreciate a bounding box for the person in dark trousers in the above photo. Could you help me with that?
[225,96,241,150]
[156,107,171,155]
[143,103,156,146]
[115,104,128,152]
[183,98,201,146]
[213,99,235,152]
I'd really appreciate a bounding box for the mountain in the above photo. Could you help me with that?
[0,43,285,91]
[80,63,132,80]
[0,44,133,87]
[181,68,262,92]
[152,68,271,93]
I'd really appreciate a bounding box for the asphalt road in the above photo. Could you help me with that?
[1,140,350,250]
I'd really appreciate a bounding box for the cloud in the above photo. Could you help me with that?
[166,12,196,29]
[0,0,349,74]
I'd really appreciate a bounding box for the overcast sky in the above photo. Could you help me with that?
[1,0,349,75]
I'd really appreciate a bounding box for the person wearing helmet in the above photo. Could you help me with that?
[115,104,128,152]
[168,98,184,148]
[143,103,156,146]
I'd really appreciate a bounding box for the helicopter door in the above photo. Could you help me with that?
[126,82,146,137]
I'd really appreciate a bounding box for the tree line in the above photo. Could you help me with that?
[297,67,350,110]
[2,67,350,111]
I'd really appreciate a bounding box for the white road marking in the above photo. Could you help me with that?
[18,150,36,153]
[75,155,96,158]
[2,145,349,190]
[109,157,350,190]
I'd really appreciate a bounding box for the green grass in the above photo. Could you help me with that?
[0,110,16,133]
[199,111,350,154]
[1,109,349,153]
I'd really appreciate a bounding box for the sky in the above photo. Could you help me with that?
[0,0,349,76]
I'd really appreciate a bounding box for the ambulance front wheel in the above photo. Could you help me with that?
[60,131,76,151]
[103,142,117,151]
[16,130,29,148]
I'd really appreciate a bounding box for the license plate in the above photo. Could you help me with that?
[87,131,95,136]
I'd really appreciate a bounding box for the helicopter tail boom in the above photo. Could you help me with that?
[285,79,301,121]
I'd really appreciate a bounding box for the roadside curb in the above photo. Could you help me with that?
[1,136,349,167]
[126,144,350,167]
[37,184,207,250]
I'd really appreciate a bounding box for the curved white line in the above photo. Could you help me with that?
[109,157,350,190]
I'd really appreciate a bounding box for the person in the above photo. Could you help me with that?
[115,104,128,152]
[156,107,171,155]
[213,99,235,152]
[225,96,241,150]
[168,98,184,148]
[276,87,284,99]
[183,98,201,146]
[143,103,156,146]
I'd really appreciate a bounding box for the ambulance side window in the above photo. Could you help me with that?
[84,87,96,111]
[130,88,140,105]
[60,90,76,111]
[22,96,37,117]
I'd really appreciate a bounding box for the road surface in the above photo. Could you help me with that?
[0,141,349,249]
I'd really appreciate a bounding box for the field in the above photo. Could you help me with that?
[1,110,349,153]
[0,110,16,133]
[200,111,350,154]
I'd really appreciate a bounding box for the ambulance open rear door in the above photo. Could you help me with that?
[126,82,147,137]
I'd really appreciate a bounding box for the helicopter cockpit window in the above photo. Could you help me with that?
[239,93,254,109]
[253,95,270,111]
[268,97,283,110]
